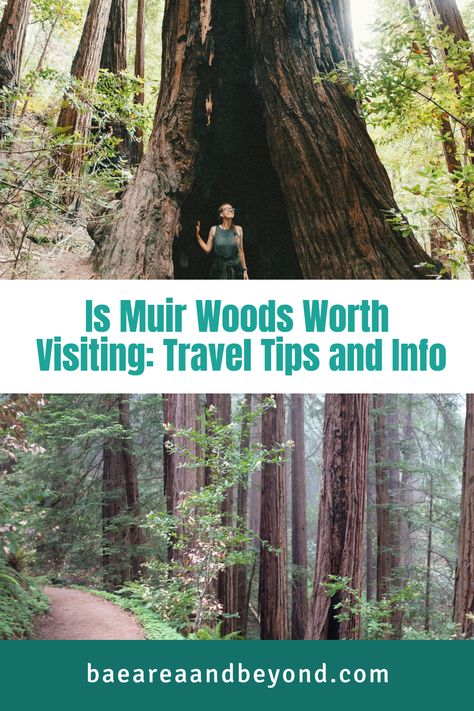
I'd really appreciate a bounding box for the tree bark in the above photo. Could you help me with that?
[130,0,145,165]
[400,395,416,571]
[387,396,403,638]
[99,0,129,163]
[93,0,440,280]
[0,0,32,137]
[117,395,144,579]
[236,394,252,637]
[290,394,308,640]
[307,394,369,640]
[374,394,391,601]
[102,396,129,589]
[55,0,113,178]
[100,0,127,74]
[162,393,199,562]
[453,394,474,637]
[259,394,288,640]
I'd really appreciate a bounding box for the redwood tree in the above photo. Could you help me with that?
[163,393,199,562]
[259,394,288,640]
[290,393,308,640]
[130,0,145,165]
[0,0,31,137]
[453,394,474,637]
[102,395,143,589]
[55,0,112,177]
[374,394,391,601]
[100,0,127,74]
[306,394,369,640]
[93,0,440,280]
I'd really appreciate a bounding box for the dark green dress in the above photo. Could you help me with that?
[210,225,244,280]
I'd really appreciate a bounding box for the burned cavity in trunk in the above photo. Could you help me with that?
[174,1,301,280]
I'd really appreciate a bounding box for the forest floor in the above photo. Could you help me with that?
[34,587,144,640]
[0,225,95,280]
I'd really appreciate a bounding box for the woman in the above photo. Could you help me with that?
[196,203,249,280]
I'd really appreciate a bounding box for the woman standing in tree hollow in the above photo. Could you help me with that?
[196,203,249,279]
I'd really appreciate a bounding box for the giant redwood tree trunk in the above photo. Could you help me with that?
[259,394,288,640]
[102,395,144,589]
[93,0,440,280]
[55,0,112,178]
[163,393,199,563]
[290,394,308,640]
[453,394,474,638]
[306,394,369,640]
[0,0,31,137]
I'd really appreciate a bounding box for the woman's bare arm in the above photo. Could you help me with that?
[196,222,215,254]
[237,227,249,279]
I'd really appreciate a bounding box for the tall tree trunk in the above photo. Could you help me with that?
[424,470,434,632]
[102,396,129,590]
[236,394,252,637]
[93,0,440,280]
[248,394,262,544]
[117,395,144,579]
[307,394,369,640]
[100,0,127,74]
[374,394,391,601]
[0,0,31,137]
[453,394,474,637]
[366,435,377,601]
[55,0,113,179]
[259,394,288,640]
[205,393,238,634]
[290,394,308,640]
[162,393,199,562]
[387,396,403,638]
[400,395,416,571]
[99,0,130,161]
[130,0,145,165]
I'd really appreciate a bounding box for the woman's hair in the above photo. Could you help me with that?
[218,203,238,236]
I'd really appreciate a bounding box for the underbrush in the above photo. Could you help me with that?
[0,565,49,639]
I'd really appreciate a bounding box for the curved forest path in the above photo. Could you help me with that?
[34,587,144,640]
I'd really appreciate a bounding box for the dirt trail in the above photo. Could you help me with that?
[34,587,144,640]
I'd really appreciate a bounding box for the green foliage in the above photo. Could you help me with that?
[0,65,153,276]
[70,586,183,640]
[322,7,474,274]
[323,575,419,640]
[0,564,49,639]
[187,621,244,641]
[134,397,289,635]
